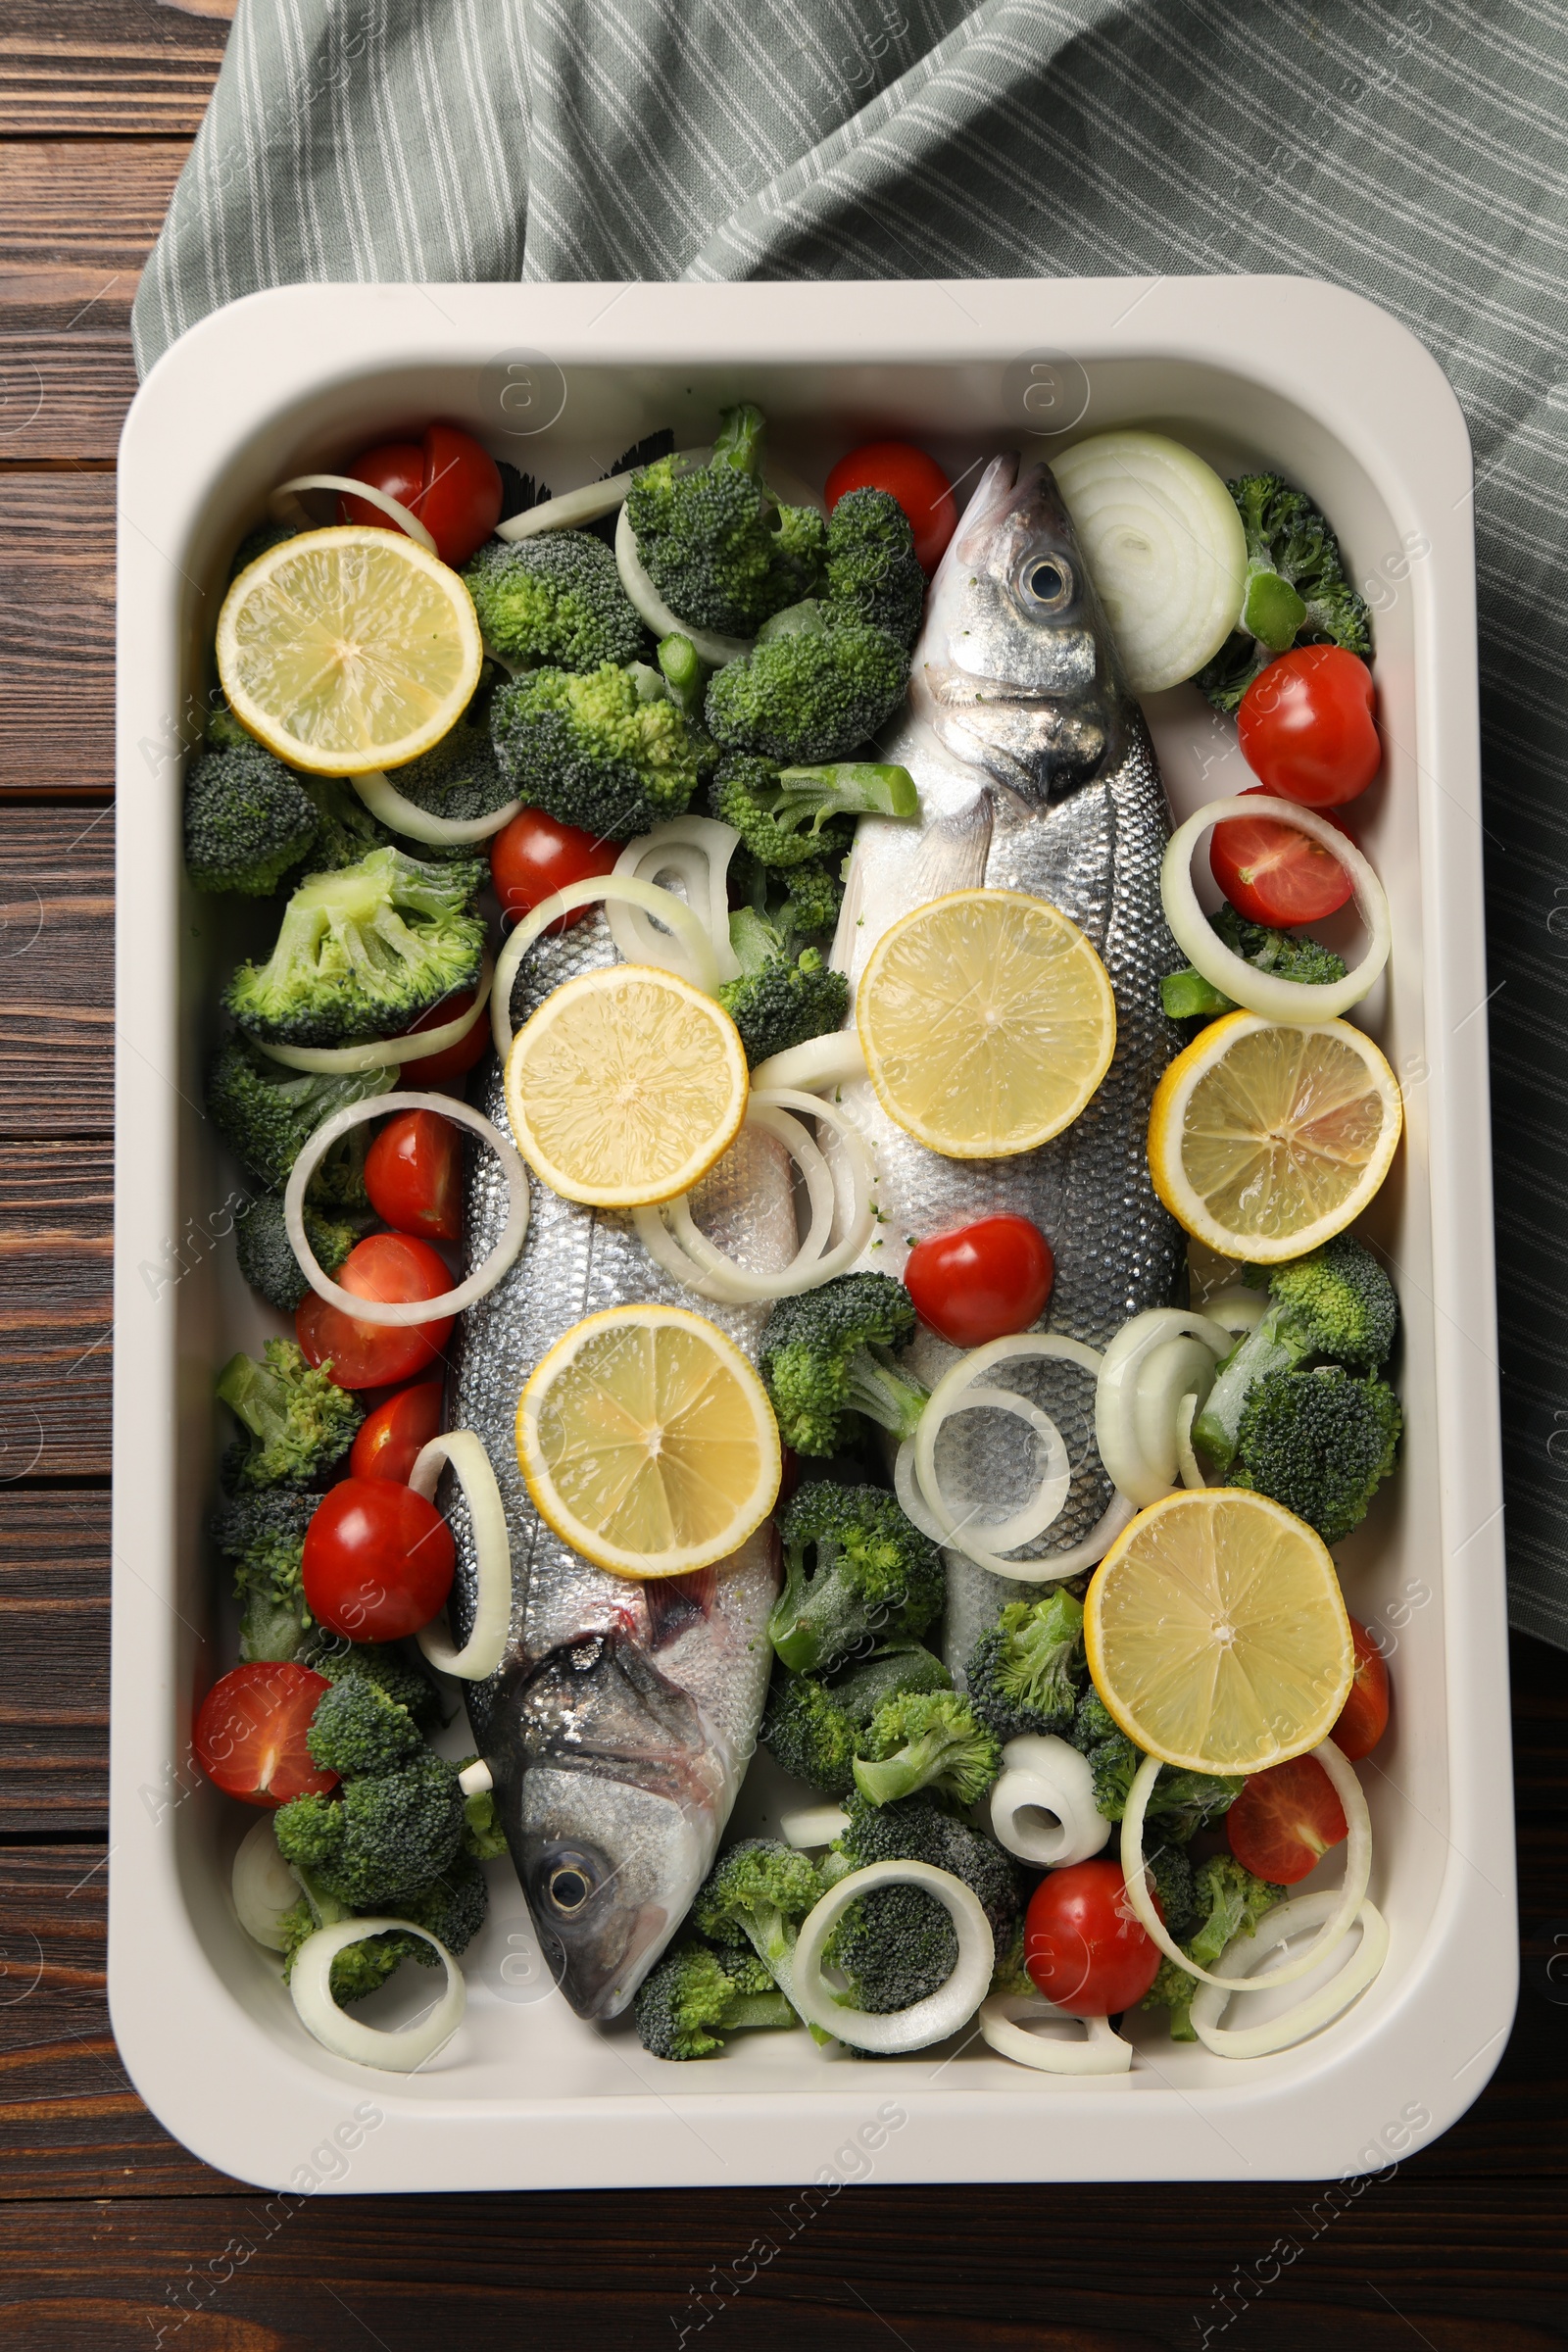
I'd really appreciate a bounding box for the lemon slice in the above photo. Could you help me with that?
[1148,1009,1401,1263]
[516,1304,781,1579]
[216,525,482,774]
[504,963,748,1207]
[857,888,1116,1158]
[1084,1489,1352,1774]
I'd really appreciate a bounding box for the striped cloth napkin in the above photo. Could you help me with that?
[132,0,1568,1651]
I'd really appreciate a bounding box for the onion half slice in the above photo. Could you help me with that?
[232,1816,302,1951]
[793,1860,995,2053]
[979,1994,1132,2076]
[270,473,438,558]
[1095,1308,1232,1507]
[254,957,493,1076]
[751,1030,868,1095]
[290,1916,466,2071]
[615,504,751,666]
[353,768,521,848]
[409,1431,513,1680]
[988,1735,1109,1869]
[1187,1888,1390,2058]
[610,818,742,983]
[1051,432,1246,693]
[492,876,719,1058]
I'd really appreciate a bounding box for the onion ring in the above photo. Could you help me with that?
[352,768,520,848]
[1202,1284,1268,1337]
[1161,796,1392,1023]
[1187,1888,1390,2057]
[492,876,719,1059]
[793,1860,995,2053]
[284,1090,529,1325]
[979,1994,1132,2076]
[270,473,438,558]
[253,957,494,1077]
[750,1030,868,1096]
[1096,1308,1231,1507]
[1175,1393,1205,1490]
[781,1804,850,1850]
[610,818,742,983]
[913,1334,1111,1578]
[290,1915,465,2071]
[409,1431,513,1680]
[988,1735,1109,1869]
[615,504,752,666]
[232,1816,302,1951]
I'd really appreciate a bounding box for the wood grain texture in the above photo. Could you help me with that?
[0,807,115,1127]
[0,1141,113,1481]
[0,1493,109,1827]
[0,475,116,795]
[0,4,225,139]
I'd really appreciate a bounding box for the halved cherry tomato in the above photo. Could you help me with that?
[491,805,619,935]
[366,1108,463,1244]
[1226,1754,1348,1886]
[351,1380,445,1485]
[1331,1618,1392,1761]
[302,1477,455,1642]
[398,986,489,1085]
[1239,645,1381,808]
[825,440,956,575]
[296,1232,454,1390]
[904,1215,1054,1349]
[339,421,502,569]
[193,1662,335,1809]
[1024,1859,1162,2016]
[1210,786,1354,927]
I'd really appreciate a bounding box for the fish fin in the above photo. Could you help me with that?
[644,1565,718,1647]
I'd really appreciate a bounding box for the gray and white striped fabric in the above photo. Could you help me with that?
[133,0,1568,1651]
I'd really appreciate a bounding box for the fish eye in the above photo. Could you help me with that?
[547,1863,594,1914]
[1021,556,1072,610]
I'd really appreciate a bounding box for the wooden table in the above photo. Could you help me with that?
[0,9,1562,2343]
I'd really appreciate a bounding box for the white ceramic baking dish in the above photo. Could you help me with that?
[109,277,1511,2190]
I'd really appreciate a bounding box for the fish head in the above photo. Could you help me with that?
[912,452,1130,803]
[488,1626,728,2020]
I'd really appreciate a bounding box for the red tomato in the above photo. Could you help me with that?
[1227,1755,1348,1886]
[904,1216,1054,1348]
[1023,1859,1162,2017]
[351,1380,445,1485]
[302,1477,455,1642]
[339,421,502,569]
[825,440,956,575]
[366,1108,463,1244]
[1210,787,1354,926]
[1239,646,1381,808]
[193,1662,335,1809]
[492,806,619,935]
[397,986,489,1085]
[296,1232,455,1390]
[1331,1619,1392,1761]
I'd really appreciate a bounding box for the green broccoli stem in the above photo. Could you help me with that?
[216,1349,290,1446]
[852,1739,950,1807]
[725,1988,796,2032]
[657,632,706,717]
[775,763,920,830]
[735,1910,831,2044]
[1191,1312,1312,1471]
[1240,562,1308,653]
[1161,966,1236,1020]
[293,1860,349,1930]
[711,402,766,477]
[844,1348,929,1444]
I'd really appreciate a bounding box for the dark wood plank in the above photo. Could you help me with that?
[0,4,226,139]
[0,806,115,1128]
[0,1141,113,1483]
[0,475,116,797]
[0,1493,109,1827]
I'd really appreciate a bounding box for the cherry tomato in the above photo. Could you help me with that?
[351,1380,445,1485]
[491,806,619,935]
[296,1232,455,1390]
[193,1662,335,1808]
[825,440,957,576]
[1226,1754,1348,1886]
[302,1476,455,1642]
[339,421,502,569]
[1239,646,1381,808]
[1023,1859,1162,2017]
[366,1108,463,1244]
[1210,786,1354,927]
[1331,1619,1392,1761]
[397,986,489,1085]
[904,1216,1054,1348]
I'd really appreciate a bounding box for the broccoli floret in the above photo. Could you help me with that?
[824,1791,1022,1994]
[1144,1836,1199,1945]
[635,1937,797,2060]
[463,529,646,670]
[281,1849,490,2003]
[852,1690,1003,1809]
[1080,1720,1242,1841]
[624,404,824,636]
[965,1591,1086,1742]
[183,743,318,896]
[292,776,394,875]
[1231,1366,1402,1546]
[769,1482,943,1674]
[378,719,517,843]
[780,856,844,940]
[210,1488,316,1662]
[229,519,296,579]
[823,1877,961,2016]
[690,1839,825,2032]
[823,486,925,649]
[760,1272,930,1458]
[224,847,486,1050]
[716,906,849,1067]
[1142,1855,1286,2039]
[305,1676,424,1778]
[274,1744,466,1909]
[456,1763,509,1861]
[1194,1236,1399,1471]
[1195,472,1374,713]
[206,1037,394,1203]
[303,1637,442,1729]
[710,750,918,869]
[761,1645,952,1795]
[234,1192,366,1314]
[1071,1689,1118,1750]
[705,601,911,765]
[491,660,704,841]
[216,1337,364,1491]
[1161,904,1349,1021]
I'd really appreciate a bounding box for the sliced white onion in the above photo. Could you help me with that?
[270,473,439,558]
[781,1803,850,1850]
[610,818,742,983]
[290,1915,466,2072]
[1175,1393,1206,1491]
[1134,1338,1218,1493]
[614,503,752,666]
[253,956,494,1076]
[409,1431,513,1680]
[793,1860,995,2053]
[979,1994,1133,2076]
[352,767,521,848]
[284,1090,529,1324]
[492,876,719,1058]
[1121,1739,1371,1993]
[458,1759,494,1797]
[989,1735,1109,1868]
[893,1437,948,1545]
[751,1028,868,1096]
[1051,432,1247,694]
[232,1816,302,1952]
[936,1388,1071,1550]
[1203,1284,1268,1337]
[1161,796,1393,1023]
[1096,1308,1231,1507]
[1187,1888,1390,2058]
[913,1334,1112,1578]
